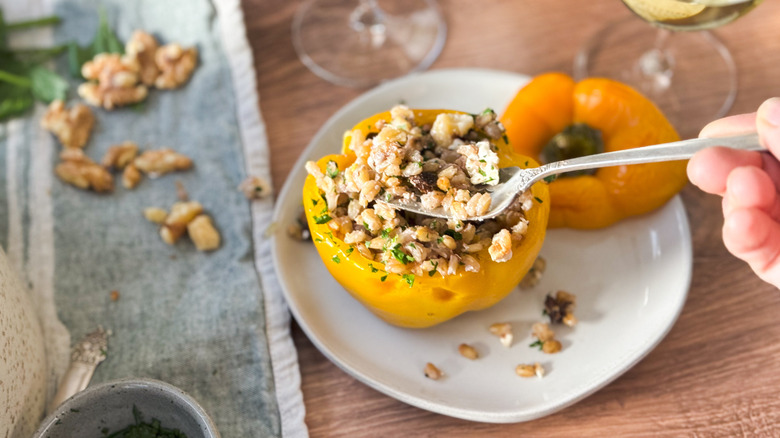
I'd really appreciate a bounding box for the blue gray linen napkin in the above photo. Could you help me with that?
[0,0,306,436]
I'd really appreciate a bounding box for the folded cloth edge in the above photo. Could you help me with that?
[212,1,308,437]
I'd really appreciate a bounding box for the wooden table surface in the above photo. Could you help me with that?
[243,1,780,436]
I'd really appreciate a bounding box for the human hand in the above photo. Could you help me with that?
[687,97,780,287]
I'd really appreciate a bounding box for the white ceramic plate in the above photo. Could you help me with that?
[271,68,692,423]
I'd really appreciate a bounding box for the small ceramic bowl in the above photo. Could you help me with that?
[32,378,220,438]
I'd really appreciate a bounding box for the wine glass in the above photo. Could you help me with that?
[292,0,447,88]
[574,0,762,138]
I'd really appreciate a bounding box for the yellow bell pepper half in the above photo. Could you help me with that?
[302,109,550,328]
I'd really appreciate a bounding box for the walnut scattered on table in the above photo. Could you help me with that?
[544,290,577,327]
[187,215,221,251]
[101,141,139,170]
[40,100,95,149]
[489,322,513,348]
[145,201,221,252]
[78,53,148,110]
[133,148,193,176]
[154,44,198,89]
[239,175,272,200]
[55,148,113,192]
[515,362,545,378]
[530,322,562,354]
[125,30,160,86]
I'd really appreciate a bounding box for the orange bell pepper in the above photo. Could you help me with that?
[500,72,688,229]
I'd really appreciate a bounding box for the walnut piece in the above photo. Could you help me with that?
[187,214,221,251]
[40,100,95,149]
[101,141,139,170]
[160,201,203,244]
[55,148,113,192]
[134,148,193,176]
[155,44,198,89]
[122,164,142,189]
[544,290,576,326]
[125,30,160,86]
[78,53,148,109]
[238,175,272,200]
[143,207,168,224]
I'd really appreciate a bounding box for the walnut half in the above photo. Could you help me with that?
[55,148,113,192]
[40,100,95,149]
[155,44,198,89]
[78,53,148,110]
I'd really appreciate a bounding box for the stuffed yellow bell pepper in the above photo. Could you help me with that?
[500,72,688,229]
[303,109,550,328]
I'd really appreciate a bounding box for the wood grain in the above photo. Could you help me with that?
[242,0,780,436]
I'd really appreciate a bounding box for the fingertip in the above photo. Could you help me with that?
[723,207,780,278]
[700,113,757,138]
[757,97,780,155]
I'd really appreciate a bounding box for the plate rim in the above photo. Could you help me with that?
[270,67,693,423]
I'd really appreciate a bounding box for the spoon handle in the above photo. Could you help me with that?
[529,132,762,187]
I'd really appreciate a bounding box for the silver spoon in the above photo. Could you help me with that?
[384,132,762,221]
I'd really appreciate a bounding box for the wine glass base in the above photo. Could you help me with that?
[574,17,737,139]
[293,0,447,88]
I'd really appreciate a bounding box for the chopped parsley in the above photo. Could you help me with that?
[332,255,341,264]
[380,275,388,282]
[345,247,354,255]
[478,169,486,176]
[311,198,319,206]
[428,261,438,277]
[529,340,544,350]
[391,244,414,265]
[381,228,392,238]
[402,274,415,287]
[443,229,462,240]
[437,237,444,244]
[326,160,339,178]
[543,175,558,183]
[534,196,544,204]
[363,221,370,230]
[503,134,509,144]
[313,214,332,224]
[369,264,379,273]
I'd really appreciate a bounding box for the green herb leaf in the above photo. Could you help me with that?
[0,82,33,121]
[529,340,543,350]
[380,275,387,282]
[29,65,67,102]
[332,255,341,264]
[402,274,415,287]
[391,244,414,265]
[325,160,339,178]
[66,41,93,78]
[313,214,332,224]
[543,175,558,183]
[443,229,462,241]
[534,196,543,204]
[369,264,379,273]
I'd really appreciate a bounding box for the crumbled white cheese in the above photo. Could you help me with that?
[430,113,473,147]
[464,140,499,186]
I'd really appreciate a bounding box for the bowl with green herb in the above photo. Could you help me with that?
[32,378,220,438]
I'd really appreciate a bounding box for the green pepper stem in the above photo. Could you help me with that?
[6,16,61,31]
[0,70,32,88]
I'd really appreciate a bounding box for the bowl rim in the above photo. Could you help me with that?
[32,377,221,438]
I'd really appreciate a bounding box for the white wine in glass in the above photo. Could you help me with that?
[575,0,763,138]
[292,0,447,88]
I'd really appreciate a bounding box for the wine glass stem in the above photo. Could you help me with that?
[350,0,387,48]
[636,29,674,95]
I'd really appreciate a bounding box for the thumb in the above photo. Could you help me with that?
[756,97,780,157]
